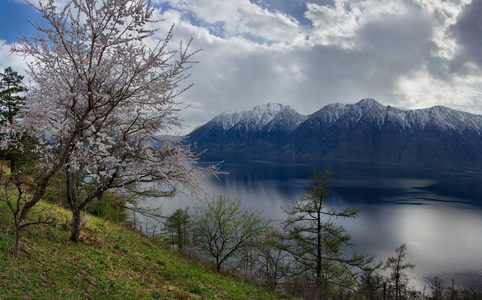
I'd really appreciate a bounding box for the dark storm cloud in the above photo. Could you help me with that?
[358,13,434,61]
[355,10,441,85]
[281,6,438,106]
[450,0,482,74]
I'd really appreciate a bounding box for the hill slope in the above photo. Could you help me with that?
[0,201,282,299]
[187,99,482,170]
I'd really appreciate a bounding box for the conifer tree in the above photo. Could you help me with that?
[0,67,27,125]
[163,208,191,250]
[0,67,28,172]
[384,244,415,300]
[282,168,367,293]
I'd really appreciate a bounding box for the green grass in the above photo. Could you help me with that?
[0,201,289,299]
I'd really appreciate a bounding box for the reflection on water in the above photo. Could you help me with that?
[145,159,482,291]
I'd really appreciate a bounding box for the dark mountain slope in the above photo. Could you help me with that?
[187,99,482,170]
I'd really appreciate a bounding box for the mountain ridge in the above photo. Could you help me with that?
[187,99,482,171]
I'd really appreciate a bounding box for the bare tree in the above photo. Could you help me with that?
[252,227,293,291]
[194,196,269,273]
[0,171,56,258]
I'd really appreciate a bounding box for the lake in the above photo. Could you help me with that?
[140,158,482,291]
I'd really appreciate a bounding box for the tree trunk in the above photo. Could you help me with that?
[10,157,16,173]
[395,269,401,300]
[13,226,22,258]
[316,209,322,286]
[216,258,221,273]
[66,167,81,242]
[70,206,81,242]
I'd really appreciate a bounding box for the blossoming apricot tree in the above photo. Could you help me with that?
[1,0,215,256]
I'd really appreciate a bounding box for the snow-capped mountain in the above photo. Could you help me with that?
[301,99,482,132]
[206,103,306,132]
[188,103,307,154]
[187,99,482,170]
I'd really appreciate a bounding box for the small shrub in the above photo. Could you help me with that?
[156,260,166,267]
[189,286,202,295]
[151,290,163,298]
[175,289,191,299]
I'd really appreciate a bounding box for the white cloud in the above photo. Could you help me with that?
[0,41,28,76]
[20,0,71,8]
[304,0,411,48]
[303,0,470,60]
[414,0,472,60]
[304,1,361,48]
[159,0,303,44]
[397,66,482,114]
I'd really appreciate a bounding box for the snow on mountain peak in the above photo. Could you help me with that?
[207,99,482,134]
[357,98,378,106]
[210,103,296,131]
[188,99,482,171]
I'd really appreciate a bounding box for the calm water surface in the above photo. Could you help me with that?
[143,159,482,291]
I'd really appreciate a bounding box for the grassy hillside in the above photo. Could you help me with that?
[0,201,287,299]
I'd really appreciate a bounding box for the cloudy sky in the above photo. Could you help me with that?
[1,0,482,134]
